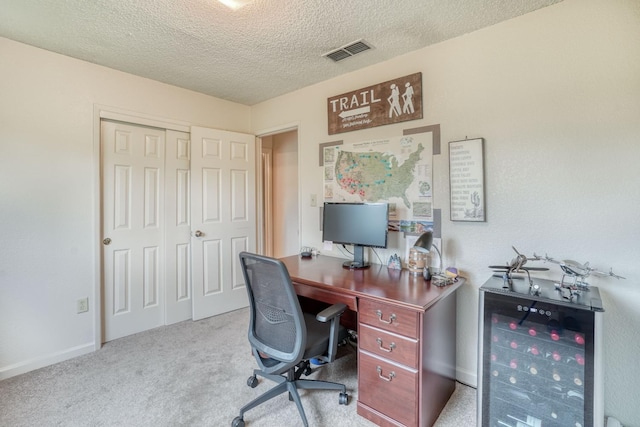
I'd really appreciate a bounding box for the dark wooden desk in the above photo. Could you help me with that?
[280,255,464,427]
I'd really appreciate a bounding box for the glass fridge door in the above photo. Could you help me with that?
[480,291,595,427]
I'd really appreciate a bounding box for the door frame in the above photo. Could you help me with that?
[92,105,191,350]
[260,144,273,256]
[254,122,301,257]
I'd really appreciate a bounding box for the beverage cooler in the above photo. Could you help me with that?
[478,276,604,427]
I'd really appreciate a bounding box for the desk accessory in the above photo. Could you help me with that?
[413,230,446,283]
[387,254,402,270]
[432,275,456,287]
[407,248,427,275]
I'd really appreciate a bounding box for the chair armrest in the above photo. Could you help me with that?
[316,303,347,323]
[314,303,347,363]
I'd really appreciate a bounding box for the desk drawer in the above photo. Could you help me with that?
[359,323,419,368]
[358,352,418,427]
[359,299,419,338]
[293,282,357,311]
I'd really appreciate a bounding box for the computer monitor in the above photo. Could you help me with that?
[322,202,389,269]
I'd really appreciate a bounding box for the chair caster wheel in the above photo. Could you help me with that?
[231,416,245,427]
[339,392,349,405]
[247,375,258,388]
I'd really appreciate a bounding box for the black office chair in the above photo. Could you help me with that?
[232,252,349,427]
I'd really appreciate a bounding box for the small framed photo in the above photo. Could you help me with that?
[318,140,342,166]
[449,138,485,222]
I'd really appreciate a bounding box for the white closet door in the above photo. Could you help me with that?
[190,127,256,321]
[101,120,165,341]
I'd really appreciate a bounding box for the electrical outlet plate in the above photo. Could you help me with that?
[77,297,89,313]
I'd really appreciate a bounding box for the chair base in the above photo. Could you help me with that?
[233,364,348,427]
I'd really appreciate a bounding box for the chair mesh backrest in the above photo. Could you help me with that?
[240,253,304,359]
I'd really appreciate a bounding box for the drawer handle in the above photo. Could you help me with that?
[376,310,397,325]
[376,366,396,382]
[376,338,396,353]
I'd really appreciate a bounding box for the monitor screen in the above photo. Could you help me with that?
[322,202,389,268]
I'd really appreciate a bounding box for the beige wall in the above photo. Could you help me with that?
[1,0,639,423]
[251,0,640,423]
[0,36,251,378]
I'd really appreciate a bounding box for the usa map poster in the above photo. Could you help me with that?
[323,133,433,225]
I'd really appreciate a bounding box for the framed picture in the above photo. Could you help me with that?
[318,140,342,166]
[449,138,485,222]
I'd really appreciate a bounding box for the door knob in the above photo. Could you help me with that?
[194,230,204,237]
[103,238,112,245]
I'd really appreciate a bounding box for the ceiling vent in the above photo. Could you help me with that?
[323,40,372,62]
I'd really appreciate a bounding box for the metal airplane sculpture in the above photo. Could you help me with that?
[490,246,625,300]
[489,246,549,287]
[531,252,626,288]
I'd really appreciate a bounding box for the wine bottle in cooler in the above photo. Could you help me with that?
[546,348,562,362]
[495,332,521,352]
[573,371,584,387]
[491,313,500,326]
[549,328,562,342]
[527,361,540,376]
[527,342,544,357]
[547,319,563,341]
[548,405,575,426]
[507,336,520,351]
[490,363,502,379]
[573,332,586,346]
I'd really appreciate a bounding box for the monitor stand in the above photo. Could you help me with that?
[342,245,370,269]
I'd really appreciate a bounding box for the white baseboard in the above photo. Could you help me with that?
[0,343,95,380]
[606,417,623,427]
[456,366,478,388]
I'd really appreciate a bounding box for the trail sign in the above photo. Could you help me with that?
[327,72,422,135]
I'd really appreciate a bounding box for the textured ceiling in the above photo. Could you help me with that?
[1,0,564,105]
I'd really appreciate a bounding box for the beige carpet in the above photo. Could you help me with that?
[0,308,476,426]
